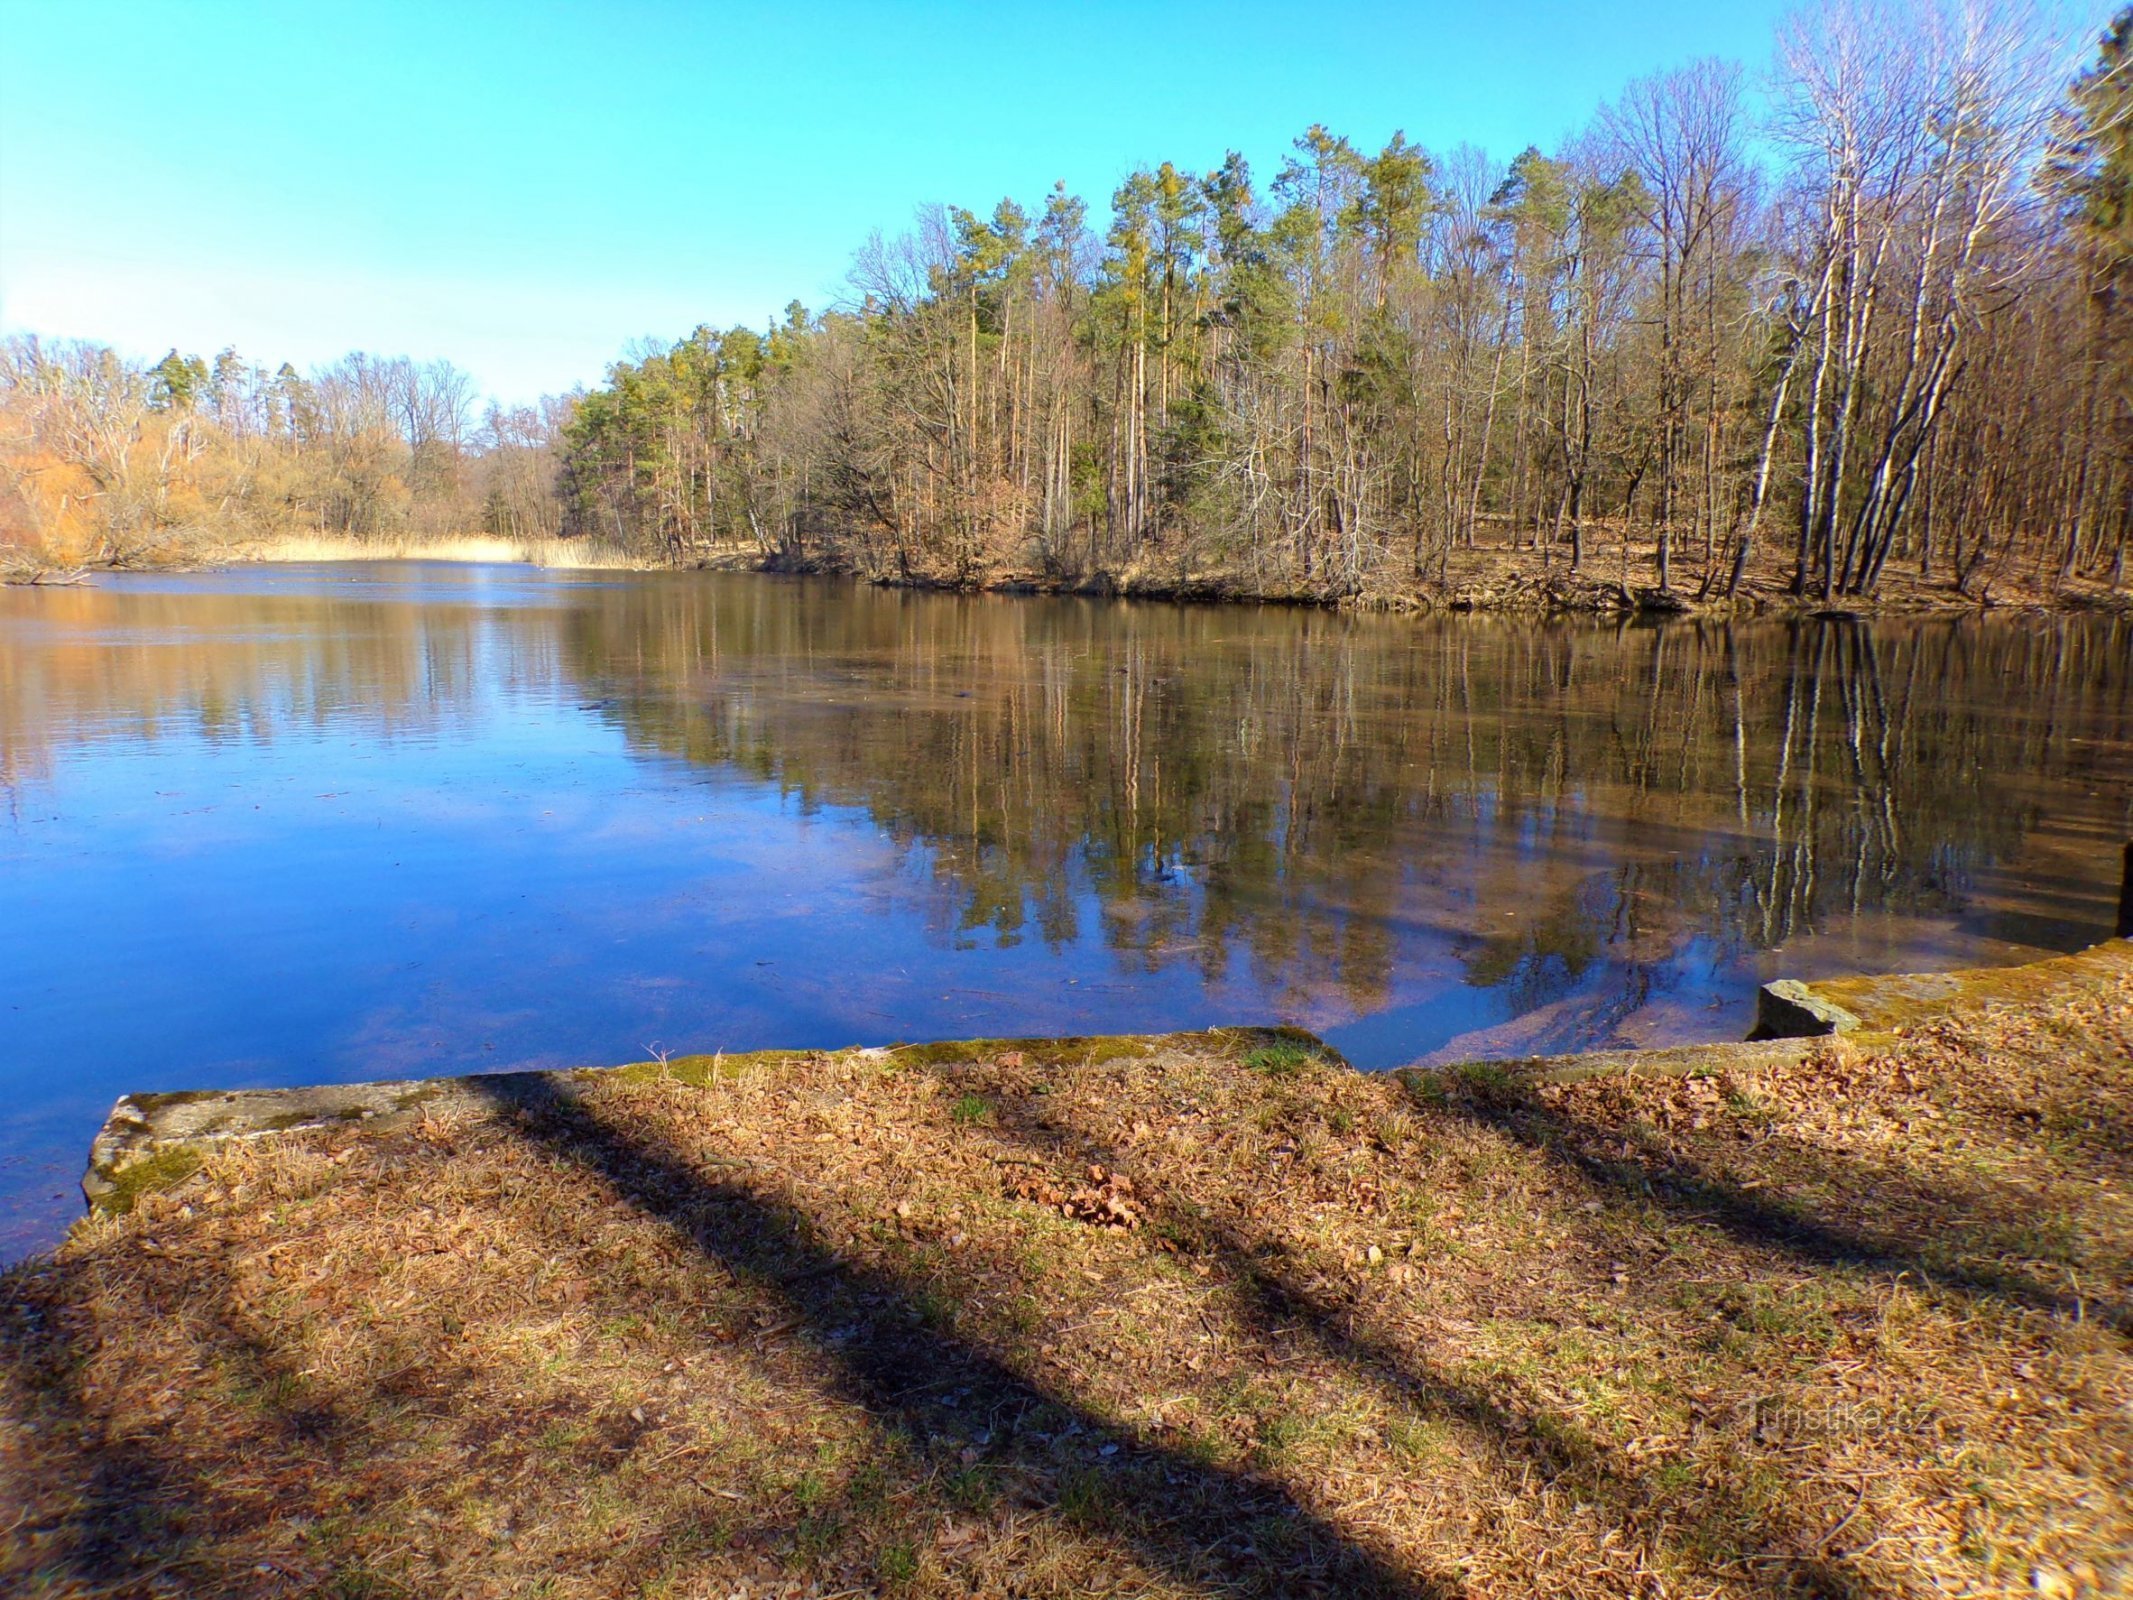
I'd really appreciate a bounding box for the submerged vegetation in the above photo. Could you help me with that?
[5,3,2131,609]
[5,967,2128,1596]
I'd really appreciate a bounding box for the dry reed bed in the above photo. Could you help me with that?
[226,533,647,569]
[4,982,2130,1599]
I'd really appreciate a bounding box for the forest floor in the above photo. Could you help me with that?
[6,964,2130,1598]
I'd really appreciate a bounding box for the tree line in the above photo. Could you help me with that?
[0,342,568,561]
[560,2,2133,602]
[4,1,2127,604]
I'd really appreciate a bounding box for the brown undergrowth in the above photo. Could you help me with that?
[826,537,2132,619]
[4,988,2130,1599]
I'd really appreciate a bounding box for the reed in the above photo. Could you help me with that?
[227,532,648,569]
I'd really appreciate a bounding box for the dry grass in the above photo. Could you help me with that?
[227,533,648,569]
[4,985,2130,1599]
[0,547,89,586]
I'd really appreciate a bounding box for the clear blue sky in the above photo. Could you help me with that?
[0,0,1981,404]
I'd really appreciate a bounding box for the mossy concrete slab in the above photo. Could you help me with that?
[1420,938,2132,1085]
[84,1075,520,1212]
[81,1026,1323,1215]
[1781,938,2133,1034]
[1405,1037,1822,1094]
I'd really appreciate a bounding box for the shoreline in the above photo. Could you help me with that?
[76,938,2133,1217]
[13,536,2128,618]
[694,547,2133,620]
[839,565,2133,620]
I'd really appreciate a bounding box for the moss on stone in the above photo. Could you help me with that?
[128,1089,235,1114]
[91,1146,204,1217]
[1802,938,2133,1031]
[607,1049,799,1088]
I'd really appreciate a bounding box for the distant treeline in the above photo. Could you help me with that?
[0,345,566,561]
[4,2,2128,602]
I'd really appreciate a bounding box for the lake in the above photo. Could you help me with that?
[2,563,2128,1258]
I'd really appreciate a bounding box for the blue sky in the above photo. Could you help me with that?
[0,0,2003,404]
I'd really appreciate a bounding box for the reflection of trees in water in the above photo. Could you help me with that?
[5,574,2124,1022]
[0,581,565,788]
[565,583,2132,1011]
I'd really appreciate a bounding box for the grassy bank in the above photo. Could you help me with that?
[6,970,2129,1599]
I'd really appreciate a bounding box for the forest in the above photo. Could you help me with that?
[4,1,2129,606]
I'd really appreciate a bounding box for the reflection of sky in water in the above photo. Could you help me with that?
[1,563,2128,1259]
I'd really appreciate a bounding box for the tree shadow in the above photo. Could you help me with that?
[15,1037,2086,1597]
[3,1080,1457,1597]
[466,1071,1456,1599]
[0,1252,355,1595]
[908,1063,1883,1599]
[4,1240,971,1597]
[1433,1073,2130,1337]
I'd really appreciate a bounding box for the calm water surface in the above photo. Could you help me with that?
[3,563,2129,1257]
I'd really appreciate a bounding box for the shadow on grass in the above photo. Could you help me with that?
[15,1039,2071,1596]
[466,1072,1455,1599]
[0,1251,359,1595]
[2,1241,818,1598]
[0,1082,1453,1597]
[906,1060,1885,1599]
[1433,1071,2130,1337]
